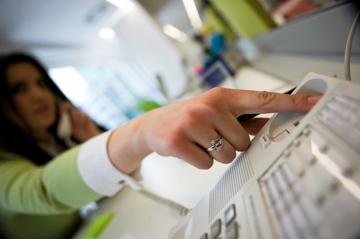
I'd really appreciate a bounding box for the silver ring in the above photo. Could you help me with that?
[206,135,224,153]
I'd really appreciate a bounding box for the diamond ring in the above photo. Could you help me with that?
[206,135,224,153]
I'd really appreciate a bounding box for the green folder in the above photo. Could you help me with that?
[82,213,113,239]
[211,0,275,38]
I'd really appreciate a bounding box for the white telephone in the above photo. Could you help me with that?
[57,111,73,146]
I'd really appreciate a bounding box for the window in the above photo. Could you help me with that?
[50,60,165,129]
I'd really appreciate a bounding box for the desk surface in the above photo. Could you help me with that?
[75,66,293,239]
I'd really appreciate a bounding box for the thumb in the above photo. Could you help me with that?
[241,118,269,135]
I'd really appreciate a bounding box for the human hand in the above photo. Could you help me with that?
[59,102,101,142]
[108,88,321,173]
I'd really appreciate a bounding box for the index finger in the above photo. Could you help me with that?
[228,90,321,115]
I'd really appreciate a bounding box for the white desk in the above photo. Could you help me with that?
[75,66,293,239]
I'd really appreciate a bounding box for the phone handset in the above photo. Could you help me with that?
[57,111,74,147]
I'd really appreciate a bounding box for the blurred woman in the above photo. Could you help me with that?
[0,53,102,238]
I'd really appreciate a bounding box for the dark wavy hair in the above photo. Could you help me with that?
[0,53,70,165]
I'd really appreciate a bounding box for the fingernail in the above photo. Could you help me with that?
[307,95,321,104]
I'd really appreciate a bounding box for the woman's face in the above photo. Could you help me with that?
[6,62,56,133]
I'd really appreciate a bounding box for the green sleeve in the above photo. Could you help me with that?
[0,147,102,215]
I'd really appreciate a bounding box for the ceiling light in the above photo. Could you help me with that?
[98,27,116,39]
[106,0,135,13]
[163,24,188,42]
[182,0,203,30]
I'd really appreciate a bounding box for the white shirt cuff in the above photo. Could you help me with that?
[77,130,141,196]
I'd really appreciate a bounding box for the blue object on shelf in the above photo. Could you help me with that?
[209,33,227,56]
[200,56,234,88]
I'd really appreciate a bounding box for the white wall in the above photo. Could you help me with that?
[156,0,193,34]
[113,1,188,99]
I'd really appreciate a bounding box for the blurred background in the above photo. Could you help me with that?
[0,0,359,129]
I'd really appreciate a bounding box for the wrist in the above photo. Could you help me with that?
[107,117,151,173]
